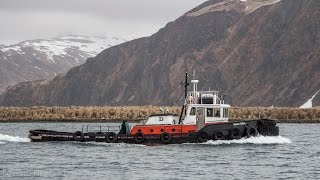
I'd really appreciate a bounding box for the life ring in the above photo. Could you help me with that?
[246,126,258,137]
[73,131,84,142]
[197,131,210,143]
[105,132,118,143]
[134,132,145,144]
[160,132,173,144]
[229,127,242,139]
[213,130,224,140]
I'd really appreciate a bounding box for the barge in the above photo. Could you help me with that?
[29,72,279,144]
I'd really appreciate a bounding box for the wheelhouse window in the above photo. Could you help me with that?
[190,107,196,116]
[207,108,213,117]
[223,108,229,118]
[214,108,220,117]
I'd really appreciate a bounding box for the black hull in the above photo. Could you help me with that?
[28,119,279,145]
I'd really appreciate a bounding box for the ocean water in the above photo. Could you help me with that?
[0,123,319,180]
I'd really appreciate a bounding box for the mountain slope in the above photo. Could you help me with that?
[0,35,127,94]
[0,0,319,107]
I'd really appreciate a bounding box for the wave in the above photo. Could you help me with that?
[203,135,291,145]
[0,133,30,143]
[82,141,145,147]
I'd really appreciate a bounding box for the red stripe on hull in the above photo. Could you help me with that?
[130,122,226,135]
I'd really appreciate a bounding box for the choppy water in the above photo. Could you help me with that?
[0,123,319,179]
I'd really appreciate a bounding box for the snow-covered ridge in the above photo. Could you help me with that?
[1,35,128,62]
[0,35,129,94]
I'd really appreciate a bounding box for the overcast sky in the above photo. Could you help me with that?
[0,0,207,44]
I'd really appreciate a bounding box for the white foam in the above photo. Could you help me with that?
[203,135,291,145]
[0,141,6,144]
[0,133,30,143]
[83,141,145,147]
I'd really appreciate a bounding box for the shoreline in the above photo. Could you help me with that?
[0,119,142,123]
[1,119,320,123]
[1,106,319,123]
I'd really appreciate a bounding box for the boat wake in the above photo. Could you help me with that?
[203,135,291,145]
[82,141,145,147]
[0,133,30,144]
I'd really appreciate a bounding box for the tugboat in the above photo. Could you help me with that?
[29,72,279,145]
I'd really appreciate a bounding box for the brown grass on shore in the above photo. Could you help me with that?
[230,107,320,123]
[0,106,180,121]
[0,106,320,123]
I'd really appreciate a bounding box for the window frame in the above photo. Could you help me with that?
[206,108,213,117]
[189,107,196,116]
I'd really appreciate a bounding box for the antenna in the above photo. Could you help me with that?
[179,71,189,124]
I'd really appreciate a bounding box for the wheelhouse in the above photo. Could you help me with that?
[183,90,230,125]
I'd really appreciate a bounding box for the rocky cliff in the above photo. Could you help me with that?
[0,0,319,107]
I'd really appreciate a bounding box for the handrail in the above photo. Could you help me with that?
[187,90,221,105]
[83,125,121,133]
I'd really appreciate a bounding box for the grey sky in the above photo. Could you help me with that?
[0,0,207,44]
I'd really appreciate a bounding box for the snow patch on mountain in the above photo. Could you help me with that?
[300,90,320,108]
[186,0,281,17]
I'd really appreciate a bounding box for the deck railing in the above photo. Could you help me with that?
[82,125,121,133]
[187,91,224,105]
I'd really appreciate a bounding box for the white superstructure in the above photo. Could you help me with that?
[144,76,230,126]
[145,114,179,125]
[182,78,230,125]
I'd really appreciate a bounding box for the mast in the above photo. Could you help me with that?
[178,71,189,124]
[184,71,188,100]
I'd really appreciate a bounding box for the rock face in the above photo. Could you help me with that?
[0,35,127,94]
[0,0,319,107]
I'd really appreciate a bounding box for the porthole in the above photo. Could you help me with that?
[138,129,142,132]
[161,129,164,132]
[172,128,176,132]
[150,129,154,133]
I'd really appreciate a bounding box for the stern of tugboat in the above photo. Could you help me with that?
[257,119,279,136]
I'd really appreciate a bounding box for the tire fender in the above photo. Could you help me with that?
[213,130,224,140]
[229,127,242,139]
[73,131,84,142]
[134,132,145,144]
[160,132,173,144]
[197,131,210,143]
[105,132,118,143]
[246,126,258,137]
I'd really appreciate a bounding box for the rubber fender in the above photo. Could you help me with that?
[197,131,210,143]
[134,132,145,144]
[160,132,173,144]
[73,131,84,142]
[105,132,118,143]
[245,126,258,137]
[229,127,242,139]
[213,130,224,140]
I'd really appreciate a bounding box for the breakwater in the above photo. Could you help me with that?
[0,106,319,123]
